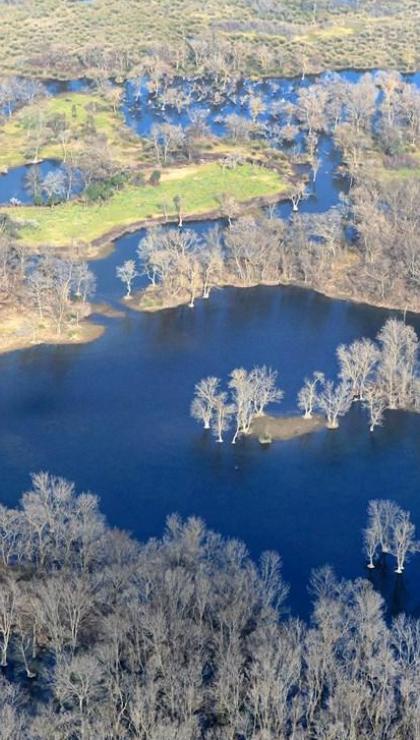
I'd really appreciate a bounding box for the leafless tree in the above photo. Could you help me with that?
[367,500,398,559]
[250,366,284,416]
[377,319,418,410]
[0,576,17,666]
[191,377,220,429]
[116,259,138,299]
[211,393,234,443]
[392,510,419,574]
[337,338,380,400]
[297,371,324,418]
[315,378,353,429]
[289,180,308,212]
[363,386,386,432]
[229,368,256,443]
[364,525,380,569]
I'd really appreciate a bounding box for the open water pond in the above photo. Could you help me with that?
[0,275,419,618]
[0,69,419,618]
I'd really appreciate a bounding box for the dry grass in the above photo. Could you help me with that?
[0,306,104,354]
[0,0,418,80]
[251,414,325,442]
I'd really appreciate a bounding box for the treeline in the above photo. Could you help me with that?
[0,76,46,117]
[118,184,419,312]
[12,0,415,83]
[0,236,95,337]
[0,473,419,737]
[191,319,420,442]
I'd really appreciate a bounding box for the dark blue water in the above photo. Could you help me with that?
[43,78,92,96]
[0,285,418,618]
[122,73,312,137]
[0,68,419,618]
[0,160,82,204]
[122,69,420,138]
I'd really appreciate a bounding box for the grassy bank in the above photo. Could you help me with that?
[4,162,289,248]
[0,0,418,80]
[0,91,140,171]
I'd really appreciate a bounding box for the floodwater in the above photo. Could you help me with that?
[0,159,82,204]
[0,70,419,618]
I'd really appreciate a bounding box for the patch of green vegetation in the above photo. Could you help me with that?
[0,91,141,171]
[3,162,288,248]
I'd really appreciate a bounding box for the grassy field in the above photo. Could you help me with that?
[0,92,141,171]
[0,0,418,80]
[3,162,289,248]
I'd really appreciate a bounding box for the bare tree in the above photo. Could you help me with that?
[116,260,138,299]
[289,180,308,212]
[377,319,418,410]
[392,510,418,574]
[211,393,234,443]
[297,371,324,418]
[315,379,353,429]
[191,377,220,430]
[0,576,17,666]
[364,525,380,569]
[337,339,380,400]
[363,386,386,432]
[250,366,284,416]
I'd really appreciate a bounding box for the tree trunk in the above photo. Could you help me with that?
[1,647,7,667]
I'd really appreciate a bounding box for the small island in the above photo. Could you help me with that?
[251,413,325,443]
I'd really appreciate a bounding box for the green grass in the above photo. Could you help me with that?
[0,92,140,171]
[4,162,288,248]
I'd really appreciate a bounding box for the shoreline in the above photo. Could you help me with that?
[89,191,290,256]
[8,190,291,260]
[128,273,419,318]
[0,307,105,356]
[1,266,415,359]
[6,62,418,86]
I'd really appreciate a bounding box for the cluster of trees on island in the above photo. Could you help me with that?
[191,318,419,442]
[0,473,419,737]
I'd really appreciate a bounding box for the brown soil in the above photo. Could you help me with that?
[251,414,325,442]
[90,302,126,319]
[128,286,193,313]
[0,306,105,355]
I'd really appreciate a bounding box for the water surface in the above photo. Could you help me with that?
[0,69,419,618]
[1,282,418,618]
